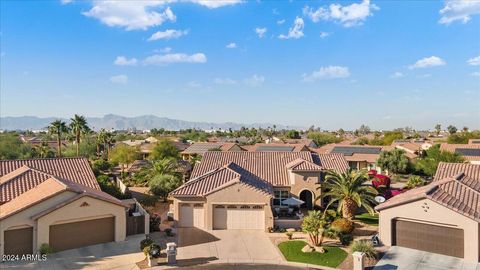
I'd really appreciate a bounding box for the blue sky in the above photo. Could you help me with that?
[1,0,479,130]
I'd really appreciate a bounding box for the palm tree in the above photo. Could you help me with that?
[101,131,115,159]
[48,120,69,157]
[319,169,378,220]
[34,141,53,158]
[70,114,91,156]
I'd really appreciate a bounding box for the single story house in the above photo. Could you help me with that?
[376,162,480,262]
[440,143,480,164]
[314,144,386,172]
[181,142,244,160]
[283,139,318,148]
[391,139,433,159]
[242,143,310,152]
[0,158,127,257]
[170,152,348,231]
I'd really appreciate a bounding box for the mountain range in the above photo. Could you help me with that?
[0,114,300,131]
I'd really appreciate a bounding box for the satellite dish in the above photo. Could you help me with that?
[375,196,386,203]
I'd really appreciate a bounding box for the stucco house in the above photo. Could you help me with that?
[0,158,127,257]
[314,144,386,172]
[376,162,480,262]
[440,143,480,164]
[181,142,245,160]
[170,151,348,231]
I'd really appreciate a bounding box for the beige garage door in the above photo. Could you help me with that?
[393,220,464,258]
[49,217,115,252]
[213,205,264,230]
[179,203,204,228]
[4,227,33,256]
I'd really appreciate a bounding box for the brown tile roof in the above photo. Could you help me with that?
[440,143,480,162]
[0,158,99,203]
[248,143,309,152]
[376,162,480,222]
[189,151,348,187]
[181,142,243,155]
[171,162,273,197]
[314,144,388,163]
[0,176,126,220]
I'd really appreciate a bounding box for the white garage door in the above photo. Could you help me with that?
[179,203,204,228]
[213,205,264,230]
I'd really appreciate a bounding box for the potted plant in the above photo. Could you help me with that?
[143,243,162,267]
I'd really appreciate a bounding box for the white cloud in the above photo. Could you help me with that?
[303,0,379,27]
[302,66,350,82]
[148,29,187,41]
[255,27,267,38]
[110,74,128,84]
[226,42,237,48]
[143,53,207,64]
[214,78,237,85]
[277,19,285,25]
[279,17,304,39]
[60,0,74,4]
[83,2,176,31]
[114,56,138,66]
[189,0,242,8]
[467,55,480,66]
[390,71,405,78]
[244,74,265,87]
[439,0,480,24]
[319,32,330,38]
[409,56,446,69]
[471,71,480,77]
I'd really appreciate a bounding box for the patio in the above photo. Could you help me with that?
[273,197,307,229]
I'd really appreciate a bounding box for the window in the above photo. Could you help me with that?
[273,190,289,206]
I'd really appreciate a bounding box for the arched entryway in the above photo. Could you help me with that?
[299,190,314,209]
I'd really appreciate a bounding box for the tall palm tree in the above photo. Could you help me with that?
[319,169,378,220]
[34,141,53,158]
[70,114,90,156]
[102,131,115,159]
[48,120,69,157]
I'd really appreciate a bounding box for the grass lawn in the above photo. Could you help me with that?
[278,240,348,268]
[354,213,379,226]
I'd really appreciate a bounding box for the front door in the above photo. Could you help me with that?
[299,190,313,209]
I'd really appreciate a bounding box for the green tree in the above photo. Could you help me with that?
[448,131,480,144]
[0,133,33,159]
[70,114,90,156]
[320,169,377,220]
[414,145,465,176]
[109,144,140,174]
[307,132,342,147]
[447,125,457,134]
[301,210,329,246]
[98,129,115,158]
[33,141,54,158]
[285,130,300,139]
[435,124,441,135]
[405,175,425,189]
[48,120,69,157]
[149,139,180,160]
[376,149,409,174]
[149,174,182,201]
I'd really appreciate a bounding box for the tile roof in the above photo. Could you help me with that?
[376,162,480,222]
[440,143,480,162]
[170,162,273,197]
[189,151,348,187]
[181,142,242,155]
[0,175,126,220]
[314,144,386,163]
[0,158,99,203]
[248,143,309,152]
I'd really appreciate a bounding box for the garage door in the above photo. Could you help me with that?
[179,203,204,228]
[4,227,33,256]
[393,220,464,258]
[49,217,115,252]
[213,205,264,230]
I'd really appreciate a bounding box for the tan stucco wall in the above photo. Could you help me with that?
[0,192,126,256]
[0,191,77,257]
[378,198,479,262]
[290,171,321,207]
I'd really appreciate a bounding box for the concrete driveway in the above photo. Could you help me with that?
[175,228,283,266]
[373,246,480,270]
[2,234,145,270]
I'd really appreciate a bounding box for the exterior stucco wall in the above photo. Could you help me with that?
[36,196,126,251]
[378,198,479,262]
[172,196,206,226]
[0,193,126,256]
[290,171,321,207]
[0,191,77,257]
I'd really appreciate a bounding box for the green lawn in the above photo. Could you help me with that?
[354,213,379,226]
[278,240,348,268]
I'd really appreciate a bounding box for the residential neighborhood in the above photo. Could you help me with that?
[1,0,480,270]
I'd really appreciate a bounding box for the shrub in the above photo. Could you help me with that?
[143,244,162,258]
[150,214,161,232]
[351,240,376,259]
[405,175,425,189]
[330,218,355,234]
[338,234,353,246]
[39,243,54,255]
[285,232,293,240]
[139,195,158,207]
[140,238,154,251]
